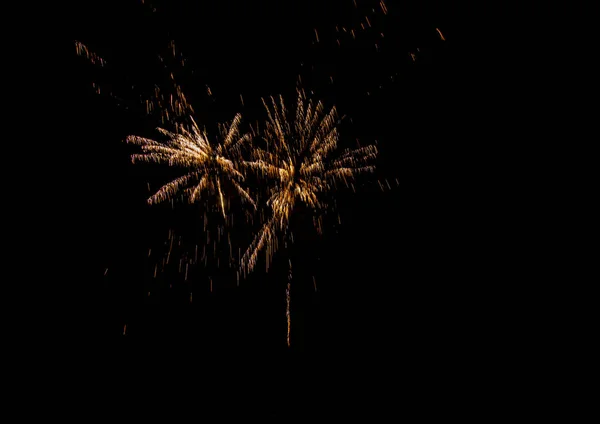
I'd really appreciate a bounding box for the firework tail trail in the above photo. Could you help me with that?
[287,260,292,348]
[239,88,377,346]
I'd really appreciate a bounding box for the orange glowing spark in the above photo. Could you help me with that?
[74,41,107,67]
[380,0,388,14]
[436,27,446,41]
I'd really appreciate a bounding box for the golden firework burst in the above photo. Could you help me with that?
[126,114,255,217]
[241,89,378,274]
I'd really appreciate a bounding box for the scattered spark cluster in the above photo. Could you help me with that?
[326,0,445,53]
[329,0,390,50]
[75,36,195,127]
[304,0,447,98]
[74,40,107,67]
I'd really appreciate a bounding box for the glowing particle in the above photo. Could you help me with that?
[436,28,446,41]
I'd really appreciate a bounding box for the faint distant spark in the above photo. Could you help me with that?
[75,38,195,127]
[74,40,107,67]
[127,114,255,217]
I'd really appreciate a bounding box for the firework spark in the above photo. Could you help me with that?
[74,40,107,67]
[241,89,377,274]
[126,114,256,218]
[75,37,194,127]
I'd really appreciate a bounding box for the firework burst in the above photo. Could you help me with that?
[126,114,256,218]
[241,89,378,275]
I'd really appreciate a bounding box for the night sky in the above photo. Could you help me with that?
[60,0,518,418]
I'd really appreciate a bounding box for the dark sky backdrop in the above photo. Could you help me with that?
[61,0,517,418]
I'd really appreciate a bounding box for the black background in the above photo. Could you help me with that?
[48,0,528,418]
